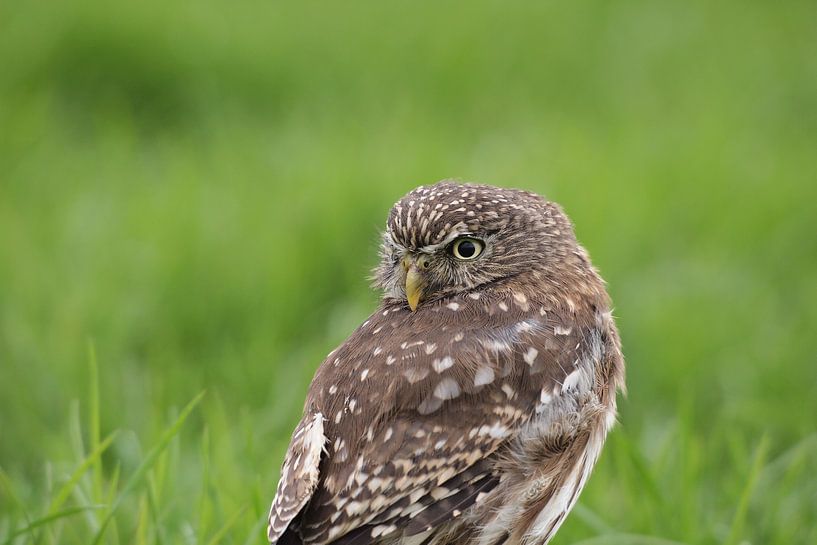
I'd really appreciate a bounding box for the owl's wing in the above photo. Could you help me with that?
[322,459,500,545]
[267,413,327,544]
[268,291,589,544]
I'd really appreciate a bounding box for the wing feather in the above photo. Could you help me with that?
[325,460,499,545]
[267,412,326,544]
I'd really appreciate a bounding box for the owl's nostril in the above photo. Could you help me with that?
[419,257,430,269]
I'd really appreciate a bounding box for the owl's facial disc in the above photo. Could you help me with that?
[399,235,487,311]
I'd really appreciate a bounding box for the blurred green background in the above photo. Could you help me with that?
[1,0,816,543]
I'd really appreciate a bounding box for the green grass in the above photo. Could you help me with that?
[1,0,816,543]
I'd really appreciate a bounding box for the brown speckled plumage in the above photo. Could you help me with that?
[268,181,625,545]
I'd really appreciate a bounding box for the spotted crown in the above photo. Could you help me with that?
[387,181,556,250]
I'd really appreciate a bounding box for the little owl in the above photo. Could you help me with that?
[267,181,625,545]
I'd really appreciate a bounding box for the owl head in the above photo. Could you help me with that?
[373,181,584,310]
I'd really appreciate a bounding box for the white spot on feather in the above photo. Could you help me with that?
[403,367,429,384]
[516,320,536,332]
[431,487,451,500]
[478,422,510,439]
[371,524,397,538]
[501,383,516,399]
[433,356,454,373]
[418,395,443,415]
[524,347,539,365]
[513,292,529,311]
[474,366,495,386]
[434,378,461,400]
[554,325,572,336]
[485,339,510,352]
[562,369,583,391]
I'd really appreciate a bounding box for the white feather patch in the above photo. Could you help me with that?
[267,412,326,542]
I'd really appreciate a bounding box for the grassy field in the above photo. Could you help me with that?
[1,0,816,543]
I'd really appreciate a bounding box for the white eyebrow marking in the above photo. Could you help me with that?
[417,229,475,252]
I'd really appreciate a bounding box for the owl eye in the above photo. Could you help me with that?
[451,237,484,260]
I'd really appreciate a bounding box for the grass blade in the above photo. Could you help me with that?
[2,506,105,545]
[725,434,770,545]
[205,505,247,545]
[573,504,615,534]
[91,391,206,545]
[197,426,211,543]
[242,513,269,545]
[48,430,119,514]
[0,467,34,536]
[88,341,104,503]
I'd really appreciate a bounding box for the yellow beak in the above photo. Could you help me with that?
[405,267,424,312]
[401,256,427,311]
